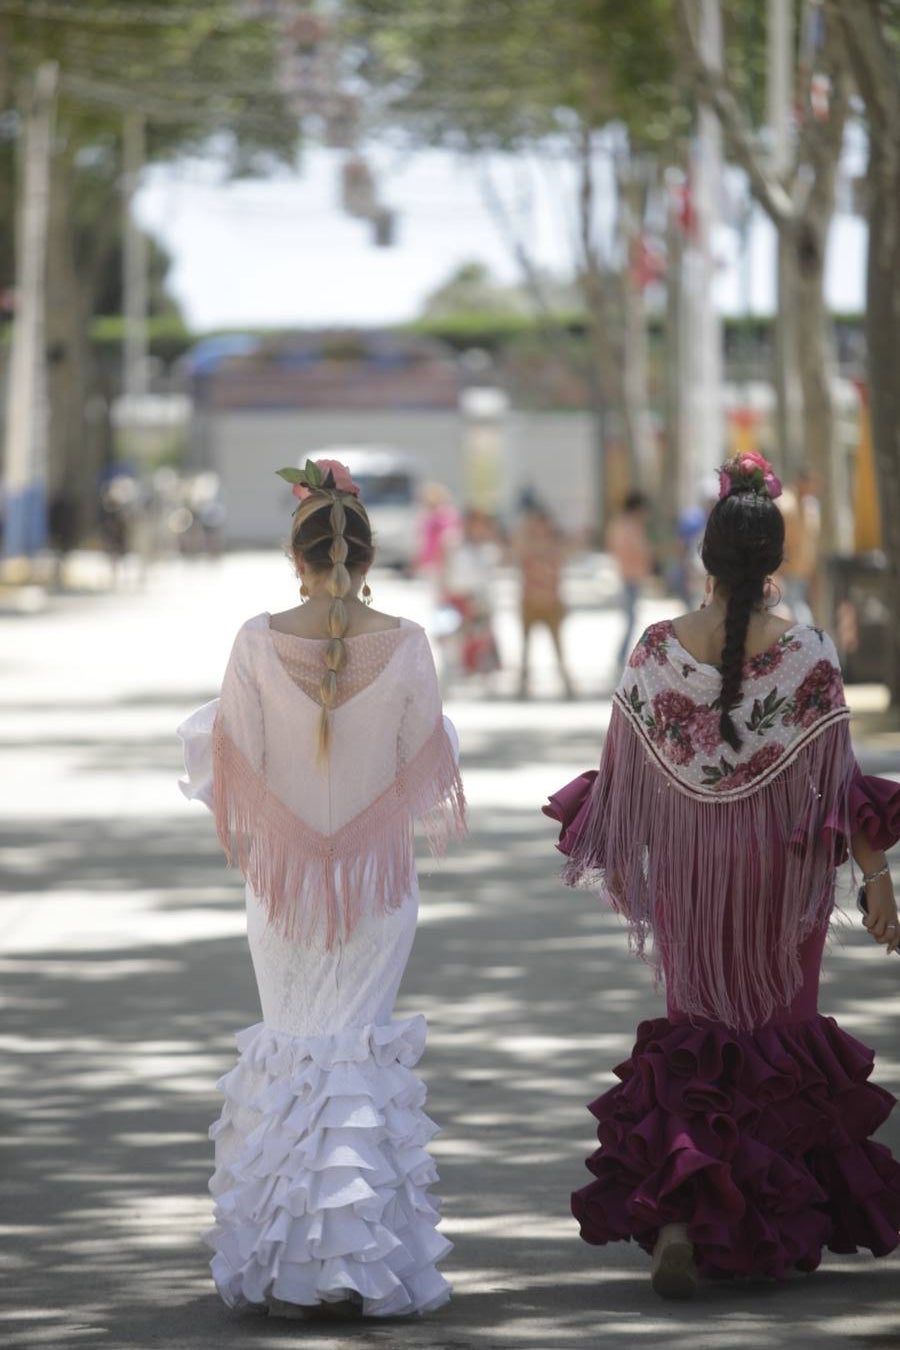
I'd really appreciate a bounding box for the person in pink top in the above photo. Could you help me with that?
[546,452,900,1300]
[606,491,654,670]
[178,459,465,1319]
[415,482,460,596]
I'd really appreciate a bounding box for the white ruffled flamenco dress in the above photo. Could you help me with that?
[178,617,465,1317]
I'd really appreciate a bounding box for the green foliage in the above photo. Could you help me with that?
[342,0,684,149]
[422,261,528,317]
[1,1,300,314]
[3,1,298,169]
[718,1,770,128]
[89,313,190,343]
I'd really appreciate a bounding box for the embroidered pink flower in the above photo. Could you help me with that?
[746,636,801,679]
[651,689,697,764]
[690,705,722,755]
[652,689,696,724]
[783,659,844,728]
[630,622,673,667]
[712,741,785,792]
[292,458,361,501]
[745,742,785,778]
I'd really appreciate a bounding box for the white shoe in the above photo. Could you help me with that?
[651,1223,698,1300]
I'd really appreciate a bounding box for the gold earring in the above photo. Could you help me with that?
[362,580,372,606]
[300,581,309,602]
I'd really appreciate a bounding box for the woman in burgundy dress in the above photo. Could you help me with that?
[546,453,900,1298]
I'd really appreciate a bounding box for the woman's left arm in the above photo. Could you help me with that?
[852,831,900,954]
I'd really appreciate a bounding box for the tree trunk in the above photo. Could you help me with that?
[663,193,683,501]
[46,153,93,545]
[772,230,804,472]
[865,129,900,703]
[575,124,628,528]
[829,0,900,704]
[790,213,838,549]
[618,172,654,490]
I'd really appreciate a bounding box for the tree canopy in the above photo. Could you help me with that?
[342,0,682,151]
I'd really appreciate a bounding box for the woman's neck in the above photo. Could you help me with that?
[301,575,364,602]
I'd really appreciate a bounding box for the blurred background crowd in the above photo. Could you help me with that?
[0,0,897,697]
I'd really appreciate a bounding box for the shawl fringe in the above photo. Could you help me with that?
[213,715,465,948]
[563,705,858,1030]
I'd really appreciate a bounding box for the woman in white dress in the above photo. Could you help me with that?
[178,458,466,1318]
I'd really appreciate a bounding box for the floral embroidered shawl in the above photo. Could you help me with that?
[211,614,466,948]
[563,620,859,1029]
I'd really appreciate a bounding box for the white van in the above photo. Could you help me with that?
[303,447,420,570]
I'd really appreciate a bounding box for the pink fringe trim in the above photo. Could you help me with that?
[212,716,465,948]
[564,707,858,1030]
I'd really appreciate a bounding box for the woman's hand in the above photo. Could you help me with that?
[861,873,900,955]
[851,833,899,955]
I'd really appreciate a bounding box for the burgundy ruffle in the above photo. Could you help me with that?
[827,770,900,857]
[572,1015,900,1279]
[542,770,596,857]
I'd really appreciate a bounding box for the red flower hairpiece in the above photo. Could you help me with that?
[718,451,782,502]
[276,458,361,502]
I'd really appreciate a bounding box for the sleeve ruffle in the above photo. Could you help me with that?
[844,770,900,852]
[177,698,219,809]
[542,770,597,856]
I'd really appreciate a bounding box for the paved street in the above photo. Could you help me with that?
[2,555,899,1350]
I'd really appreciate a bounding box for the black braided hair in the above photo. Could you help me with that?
[700,489,785,751]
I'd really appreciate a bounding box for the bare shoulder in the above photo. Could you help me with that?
[269,603,404,638]
[346,606,403,636]
[267,605,308,636]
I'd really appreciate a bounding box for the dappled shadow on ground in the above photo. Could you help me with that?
[2,734,900,1350]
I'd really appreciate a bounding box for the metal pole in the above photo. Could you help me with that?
[3,61,57,560]
[122,109,149,401]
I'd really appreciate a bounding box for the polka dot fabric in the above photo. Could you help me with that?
[270,626,409,707]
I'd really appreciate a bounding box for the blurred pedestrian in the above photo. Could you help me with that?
[178,458,464,1319]
[545,451,900,1299]
[512,493,574,699]
[47,489,78,589]
[778,467,821,624]
[97,472,138,585]
[442,507,502,685]
[415,482,460,602]
[606,491,654,669]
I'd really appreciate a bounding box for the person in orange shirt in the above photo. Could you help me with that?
[512,494,575,699]
[606,491,654,668]
[777,469,821,624]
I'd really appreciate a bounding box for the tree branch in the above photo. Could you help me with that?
[674,0,794,228]
[825,0,900,149]
[794,13,851,225]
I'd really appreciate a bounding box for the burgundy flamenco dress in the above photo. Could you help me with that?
[545,621,900,1280]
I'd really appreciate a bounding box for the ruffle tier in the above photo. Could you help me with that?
[572,1015,900,1280]
[205,1015,451,1317]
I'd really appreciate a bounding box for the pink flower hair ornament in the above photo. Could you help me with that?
[276,458,361,502]
[717,451,783,503]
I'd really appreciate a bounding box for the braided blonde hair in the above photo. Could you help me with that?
[291,488,374,761]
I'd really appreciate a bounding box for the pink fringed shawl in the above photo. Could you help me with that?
[561,621,860,1029]
[212,615,466,947]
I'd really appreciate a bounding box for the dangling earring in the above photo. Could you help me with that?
[299,580,309,602]
[362,579,372,606]
[763,576,781,609]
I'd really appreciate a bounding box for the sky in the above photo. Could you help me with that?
[136,143,868,333]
